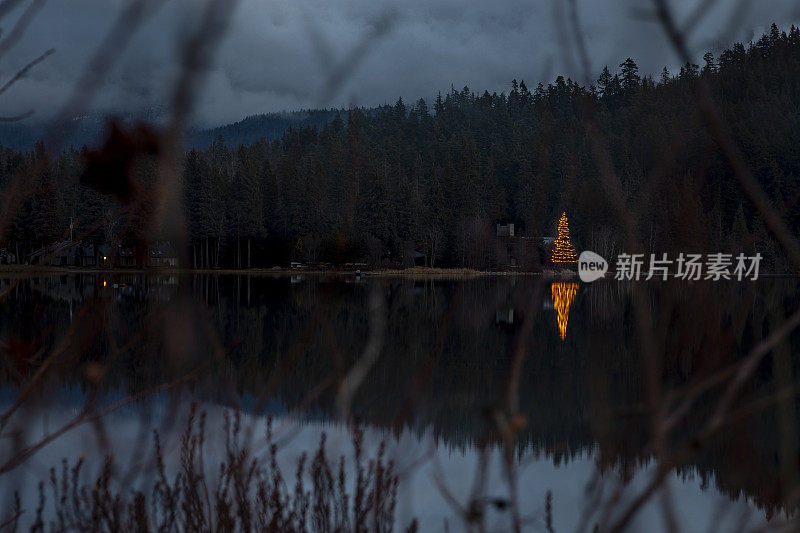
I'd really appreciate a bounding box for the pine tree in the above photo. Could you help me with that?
[702,52,717,74]
[551,212,577,263]
[415,97,429,118]
[660,66,671,85]
[619,58,640,92]
[434,91,444,115]
[597,66,612,96]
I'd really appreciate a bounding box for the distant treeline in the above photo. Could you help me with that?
[185,109,341,150]
[1,24,799,270]
[0,109,340,152]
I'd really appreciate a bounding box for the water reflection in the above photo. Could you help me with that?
[551,281,578,340]
[1,274,799,528]
[0,393,773,532]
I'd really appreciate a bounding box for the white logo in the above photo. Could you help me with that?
[578,250,608,283]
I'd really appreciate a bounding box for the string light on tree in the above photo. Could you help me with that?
[551,212,578,263]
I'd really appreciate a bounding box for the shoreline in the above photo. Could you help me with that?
[0,265,567,279]
[0,265,795,279]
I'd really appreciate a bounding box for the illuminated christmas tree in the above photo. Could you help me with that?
[550,212,578,263]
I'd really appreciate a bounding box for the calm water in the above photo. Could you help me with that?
[1,273,799,530]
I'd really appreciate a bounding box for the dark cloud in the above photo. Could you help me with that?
[0,0,797,127]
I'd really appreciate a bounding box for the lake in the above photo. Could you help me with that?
[0,273,797,531]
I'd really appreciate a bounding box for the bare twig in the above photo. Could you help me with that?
[0,369,201,474]
[0,0,44,62]
[0,47,54,95]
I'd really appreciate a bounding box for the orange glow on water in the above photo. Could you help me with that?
[551,282,578,340]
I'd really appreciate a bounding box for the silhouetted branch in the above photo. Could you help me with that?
[0,370,201,475]
[46,0,158,151]
[0,0,44,62]
[0,47,54,95]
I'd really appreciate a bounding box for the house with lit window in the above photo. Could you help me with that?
[98,244,114,269]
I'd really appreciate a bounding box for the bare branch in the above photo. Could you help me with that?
[0,0,45,62]
[0,47,54,95]
[0,370,201,475]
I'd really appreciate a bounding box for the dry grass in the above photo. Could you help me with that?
[374,267,485,279]
[541,268,577,278]
[4,408,409,533]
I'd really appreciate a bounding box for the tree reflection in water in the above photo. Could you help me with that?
[551,281,578,340]
[1,274,799,530]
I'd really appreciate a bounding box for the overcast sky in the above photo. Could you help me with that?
[1,0,798,127]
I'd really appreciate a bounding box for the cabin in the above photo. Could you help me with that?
[27,240,76,266]
[117,246,137,268]
[0,248,16,264]
[47,241,76,266]
[496,223,515,237]
[98,244,114,269]
[77,243,96,267]
[148,241,178,268]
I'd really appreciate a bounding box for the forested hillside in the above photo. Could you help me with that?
[185,110,340,149]
[1,24,799,270]
[0,109,337,151]
[0,107,170,151]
